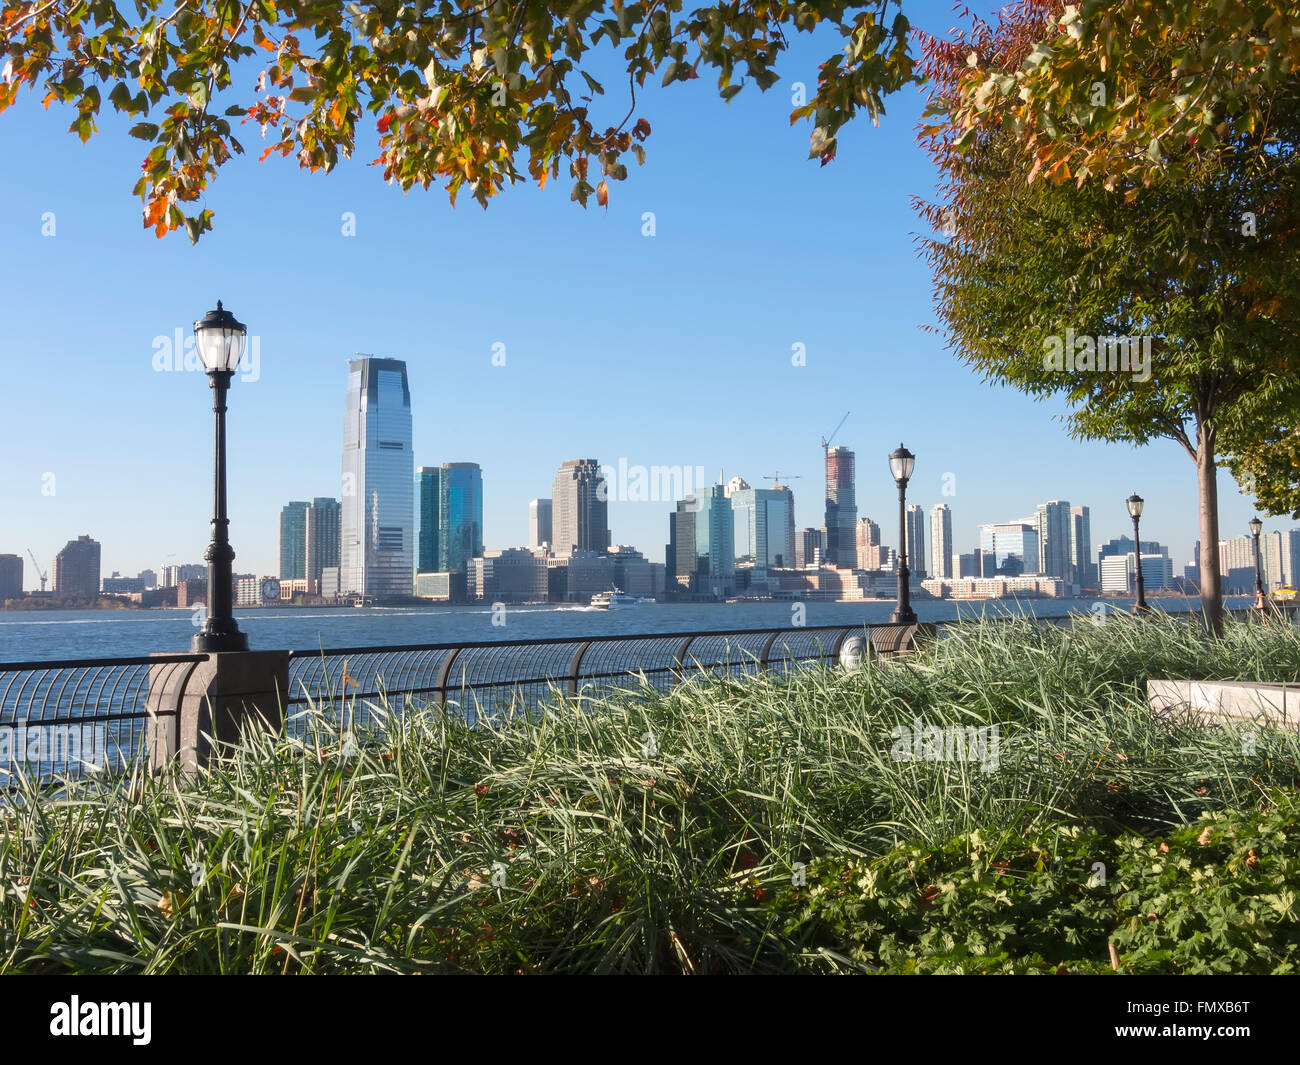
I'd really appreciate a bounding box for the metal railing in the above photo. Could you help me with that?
[282,622,896,727]
[0,603,1292,787]
[0,653,204,787]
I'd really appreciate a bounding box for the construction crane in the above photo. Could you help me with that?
[820,411,850,453]
[26,548,48,593]
[764,472,803,489]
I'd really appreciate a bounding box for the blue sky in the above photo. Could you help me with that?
[0,4,1286,587]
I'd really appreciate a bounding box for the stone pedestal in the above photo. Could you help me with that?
[146,651,289,773]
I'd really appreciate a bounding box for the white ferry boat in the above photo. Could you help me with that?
[590,588,653,609]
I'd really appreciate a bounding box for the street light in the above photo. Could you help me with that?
[889,443,917,625]
[1126,492,1148,612]
[1250,516,1265,610]
[192,300,249,653]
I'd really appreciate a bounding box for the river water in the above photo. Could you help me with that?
[0,596,1246,663]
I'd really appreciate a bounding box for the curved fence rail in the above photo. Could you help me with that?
[282,623,877,728]
[1,604,1291,788]
[0,654,205,787]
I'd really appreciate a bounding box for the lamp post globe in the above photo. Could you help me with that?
[889,444,918,626]
[1127,493,1148,613]
[192,300,249,653]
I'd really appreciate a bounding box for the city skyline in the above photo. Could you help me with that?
[0,7,1283,584]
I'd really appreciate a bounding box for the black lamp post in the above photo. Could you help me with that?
[889,444,917,625]
[1250,516,1265,610]
[1126,492,1148,612]
[192,300,249,653]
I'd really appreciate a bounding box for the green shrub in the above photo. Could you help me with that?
[777,792,1300,974]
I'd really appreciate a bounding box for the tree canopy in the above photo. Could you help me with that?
[0,0,917,240]
[916,0,1300,628]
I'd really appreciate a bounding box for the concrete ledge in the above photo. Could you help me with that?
[1147,679,1294,727]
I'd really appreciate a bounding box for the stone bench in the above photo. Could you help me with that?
[1147,679,1295,728]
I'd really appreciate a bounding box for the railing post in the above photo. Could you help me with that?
[567,641,594,696]
[433,647,464,708]
[758,631,780,673]
[672,635,696,683]
[146,651,288,774]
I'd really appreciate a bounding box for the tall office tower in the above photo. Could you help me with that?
[438,462,484,573]
[529,498,553,549]
[823,446,857,568]
[1035,500,1073,583]
[1218,536,1255,577]
[668,503,697,586]
[731,487,794,570]
[279,501,310,580]
[692,484,735,592]
[551,459,609,556]
[799,527,826,568]
[778,485,796,569]
[1261,530,1284,591]
[305,497,341,583]
[341,356,414,598]
[54,535,101,599]
[724,475,750,498]
[1287,529,1300,588]
[980,523,1039,577]
[417,467,441,572]
[928,504,953,580]
[905,504,927,579]
[855,517,882,570]
[0,554,22,600]
[1069,505,1094,587]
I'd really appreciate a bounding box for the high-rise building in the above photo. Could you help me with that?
[928,504,953,580]
[305,497,341,584]
[731,487,793,570]
[54,535,101,599]
[529,498,552,549]
[905,504,927,579]
[439,462,484,573]
[279,501,310,580]
[162,563,205,588]
[1069,505,1094,588]
[1218,535,1255,586]
[823,446,857,568]
[1034,500,1073,584]
[551,459,609,556]
[799,527,826,568]
[341,356,414,598]
[1184,540,1202,591]
[417,467,441,573]
[0,554,22,600]
[668,502,697,587]
[855,517,882,570]
[979,523,1039,577]
[692,484,735,594]
[137,568,158,590]
[1261,530,1285,592]
[1287,529,1300,588]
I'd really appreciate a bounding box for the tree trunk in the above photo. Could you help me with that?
[1196,417,1224,635]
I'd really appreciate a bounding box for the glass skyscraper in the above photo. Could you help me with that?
[305,497,341,584]
[417,466,441,573]
[979,523,1039,577]
[730,487,793,571]
[341,357,414,598]
[279,501,309,580]
[438,462,484,573]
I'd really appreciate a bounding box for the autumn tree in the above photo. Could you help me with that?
[0,0,917,240]
[916,0,1300,632]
